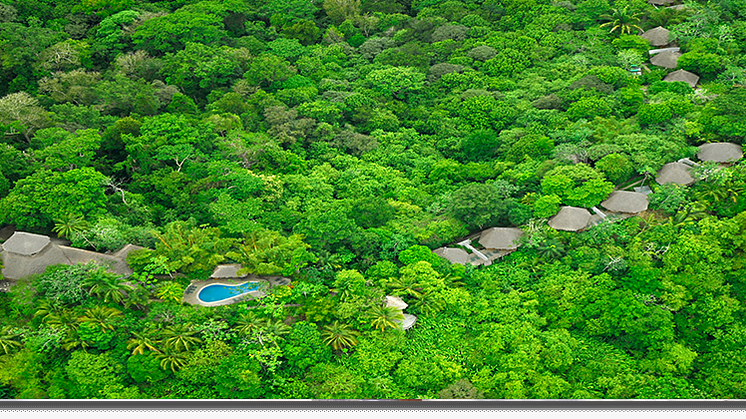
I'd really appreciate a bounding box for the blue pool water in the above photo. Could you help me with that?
[198,282,262,303]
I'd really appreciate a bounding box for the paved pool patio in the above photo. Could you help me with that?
[182,274,291,307]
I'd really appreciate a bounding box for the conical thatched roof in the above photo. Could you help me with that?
[433,247,469,265]
[650,50,682,68]
[656,162,696,185]
[1,231,50,256]
[641,26,671,46]
[0,241,69,280]
[477,227,523,250]
[0,231,143,279]
[601,191,649,213]
[548,206,591,231]
[663,69,699,88]
[385,295,408,310]
[697,142,743,163]
[398,314,417,330]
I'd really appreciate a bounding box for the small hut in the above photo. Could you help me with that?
[385,295,408,310]
[0,231,141,280]
[663,69,699,88]
[697,142,743,164]
[398,314,417,330]
[433,247,469,265]
[1,231,50,256]
[650,50,682,68]
[548,206,591,232]
[641,26,671,47]
[0,232,68,280]
[477,227,523,250]
[656,162,696,185]
[601,191,649,214]
[210,264,249,278]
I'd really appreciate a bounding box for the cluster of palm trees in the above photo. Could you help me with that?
[34,302,124,351]
[598,5,691,36]
[124,324,205,372]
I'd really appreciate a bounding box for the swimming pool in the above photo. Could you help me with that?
[197,282,262,303]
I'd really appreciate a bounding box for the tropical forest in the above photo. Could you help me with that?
[1,0,746,400]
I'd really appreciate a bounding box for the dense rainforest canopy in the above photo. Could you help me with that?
[1,0,746,400]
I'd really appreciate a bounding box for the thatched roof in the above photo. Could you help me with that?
[663,69,699,88]
[0,231,141,279]
[477,227,523,250]
[1,232,50,256]
[385,295,408,310]
[656,162,696,185]
[697,142,743,163]
[601,191,649,213]
[650,50,682,68]
[398,314,417,330]
[210,264,248,278]
[433,247,469,265]
[641,26,671,46]
[548,206,591,231]
[58,245,134,277]
[0,242,69,280]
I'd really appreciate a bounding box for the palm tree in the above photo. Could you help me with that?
[262,319,291,338]
[127,331,162,355]
[52,214,90,239]
[599,6,644,35]
[321,321,360,351]
[537,239,566,259]
[77,306,122,331]
[155,348,189,372]
[34,299,63,323]
[412,293,446,316]
[45,308,81,332]
[387,276,423,300]
[233,312,264,336]
[160,324,203,352]
[84,270,132,305]
[367,306,405,332]
[0,326,23,355]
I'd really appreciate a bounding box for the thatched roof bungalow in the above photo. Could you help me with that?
[548,206,591,232]
[663,69,699,88]
[433,247,469,265]
[0,231,141,280]
[477,227,523,250]
[398,314,417,330]
[385,295,408,310]
[697,142,743,163]
[601,191,649,213]
[641,26,671,47]
[650,50,682,68]
[656,162,696,185]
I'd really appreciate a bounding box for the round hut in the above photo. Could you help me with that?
[600,191,649,214]
[548,206,592,232]
[477,227,524,250]
[697,142,743,164]
[656,162,696,186]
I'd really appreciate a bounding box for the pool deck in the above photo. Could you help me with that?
[182,275,291,307]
